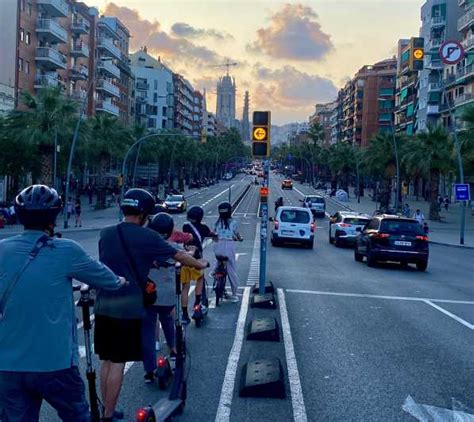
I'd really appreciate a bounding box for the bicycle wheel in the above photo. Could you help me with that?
[214,275,223,307]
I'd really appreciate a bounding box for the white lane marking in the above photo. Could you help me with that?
[423,300,474,330]
[403,395,474,421]
[214,287,251,422]
[202,185,234,207]
[247,224,261,286]
[293,187,305,198]
[286,289,474,305]
[236,253,247,261]
[278,289,308,422]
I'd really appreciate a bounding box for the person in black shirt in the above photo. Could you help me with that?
[95,189,208,421]
[181,206,216,323]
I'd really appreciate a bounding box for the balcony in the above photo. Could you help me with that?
[462,36,474,51]
[454,92,474,106]
[456,63,474,81]
[97,37,121,60]
[431,16,446,27]
[98,60,120,79]
[71,19,90,34]
[428,38,443,51]
[37,0,68,18]
[36,47,67,70]
[96,101,119,117]
[70,42,89,58]
[71,90,87,101]
[427,105,440,115]
[97,79,120,98]
[458,8,474,32]
[34,74,62,89]
[427,59,443,70]
[136,81,150,91]
[98,20,118,40]
[428,82,441,91]
[69,66,89,81]
[36,19,67,43]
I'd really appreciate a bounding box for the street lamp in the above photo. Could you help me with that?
[379,97,400,211]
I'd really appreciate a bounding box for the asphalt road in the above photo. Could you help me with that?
[5,173,473,422]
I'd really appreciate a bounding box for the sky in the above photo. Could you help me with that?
[93,0,424,125]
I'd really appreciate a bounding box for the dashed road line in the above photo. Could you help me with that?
[423,300,474,330]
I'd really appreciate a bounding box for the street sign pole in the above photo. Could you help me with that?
[259,161,269,296]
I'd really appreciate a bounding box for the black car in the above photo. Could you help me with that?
[354,215,429,271]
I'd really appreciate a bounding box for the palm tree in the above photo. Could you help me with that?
[6,87,77,185]
[459,106,474,179]
[327,142,354,191]
[403,126,453,220]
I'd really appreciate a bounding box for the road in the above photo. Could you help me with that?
[5,173,473,421]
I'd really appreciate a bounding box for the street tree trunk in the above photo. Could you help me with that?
[429,169,441,221]
[38,144,54,186]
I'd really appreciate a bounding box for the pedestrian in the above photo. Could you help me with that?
[444,195,450,211]
[74,196,82,227]
[402,203,411,218]
[438,195,443,212]
[94,189,208,420]
[423,222,430,235]
[413,209,425,225]
[0,185,127,422]
[66,197,74,221]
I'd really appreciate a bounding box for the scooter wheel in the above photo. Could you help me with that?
[195,318,202,328]
[158,377,167,390]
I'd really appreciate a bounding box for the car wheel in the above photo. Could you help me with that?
[354,250,363,262]
[416,260,428,271]
[271,237,279,247]
[367,252,377,267]
[334,236,342,248]
[328,227,334,244]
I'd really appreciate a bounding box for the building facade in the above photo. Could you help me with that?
[173,73,194,135]
[310,102,336,145]
[241,90,250,143]
[207,112,217,137]
[216,74,236,129]
[192,90,204,139]
[417,0,462,132]
[130,48,174,130]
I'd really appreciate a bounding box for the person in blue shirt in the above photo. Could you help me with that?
[0,185,126,422]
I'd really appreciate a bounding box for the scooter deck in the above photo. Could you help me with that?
[152,398,183,422]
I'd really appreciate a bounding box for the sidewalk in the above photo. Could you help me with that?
[0,185,207,237]
[317,187,474,249]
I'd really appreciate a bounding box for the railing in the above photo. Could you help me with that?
[98,60,120,78]
[136,82,150,91]
[36,19,67,42]
[97,79,120,97]
[462,36,474,51]
[34,74,61,88]
[98,37,121,59]
[36,47,67,68]
[429,38,443,50]
[69,66,89,79]
[71,43,90,57]
[455,92,474,105]
[458,8,474,31]
[428,82,440,90]
[72,19,90,33]
[431,16,446,26]
[96,101,119,116]
[37,0,68,17]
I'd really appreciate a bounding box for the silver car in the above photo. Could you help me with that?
[301,195,326,218]
[329,211,371,247]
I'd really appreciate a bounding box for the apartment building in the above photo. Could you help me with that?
[329,90,344,144]
[395,38,420,135]
[417,0,462,132]
[341,58,397,147]
[192,90,204,139]
[310,102,336,145]
[130,48,174,130]
[173,73,194,136]
[207,112,217,137]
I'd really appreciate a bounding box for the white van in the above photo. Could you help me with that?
[271,206,315,249]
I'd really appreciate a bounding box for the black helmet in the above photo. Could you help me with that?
[218,201,232,219]
[121,188,155,216]
[187,206,204,224]
[149,212,174,239]
[15,185,62,227]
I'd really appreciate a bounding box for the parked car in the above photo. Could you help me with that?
[354,215,429,271]
[189,180,201,189]
[223,173,233,181]
[329,211,371,247]
[301,195,326,218]
[281,179,293,190]
[163,194,187,213]
[271,206,315,249]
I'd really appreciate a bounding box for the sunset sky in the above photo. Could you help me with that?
[94,0,423,124]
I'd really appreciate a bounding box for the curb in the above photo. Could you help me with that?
[428,240,474,250]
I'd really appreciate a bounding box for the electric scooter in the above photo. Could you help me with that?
[135,263,187,422]
[73,284,102,422]
[191,276,209,327]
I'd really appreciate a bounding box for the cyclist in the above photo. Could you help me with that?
[0,185,127,422]
[142,213,206,383]
[213,202,242,303]
[95,188,208,421]
[275,196,284,212]
[182,206,216,323]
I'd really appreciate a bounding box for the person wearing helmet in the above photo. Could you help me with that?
[213,202,243,302]
[0,185,127,422]
[141,213,205,383]
[180,206,216,324]
[95,189,209,420]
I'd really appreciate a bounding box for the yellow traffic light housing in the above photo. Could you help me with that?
[409,37,424,72]
[252,111,271,158]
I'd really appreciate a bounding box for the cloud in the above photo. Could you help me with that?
[252,65,338,110]
[249,3,334,61]
[103,3,223,67]
[171,22,233,40]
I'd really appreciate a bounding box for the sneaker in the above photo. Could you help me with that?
[155,341,160,351]
[144,372,154,384]
[181,314,191,325]
[113,410,124,420]
[230,295,239,303]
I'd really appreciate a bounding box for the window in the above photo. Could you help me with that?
[27,2,32,15]
[25,61,30,74]
[20,0,25,11]
[20,28,24,42]
[153,93,157,103]
[18,58,24,72]
[147,118,155,128]
[379,88,394,96]
[367,219,379,230]
[162,106,167,116]
[25,32,31,45]
[154,80,158,90]
[279,210,311,224]
[378,113,392,122]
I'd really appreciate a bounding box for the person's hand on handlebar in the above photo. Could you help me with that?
[118,276,129,288]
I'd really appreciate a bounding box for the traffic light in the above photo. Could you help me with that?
[252,111,271,158]
[410,37,424,71]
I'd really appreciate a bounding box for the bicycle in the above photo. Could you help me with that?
[213,256,229,307]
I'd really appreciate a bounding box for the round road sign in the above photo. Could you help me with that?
[439,40,465,65]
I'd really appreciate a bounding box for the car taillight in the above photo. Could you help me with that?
[374,233,390,239]
[339,223,351,228]
[310,222,315,232]
[274,220,279,229]
[416,235,428,241]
